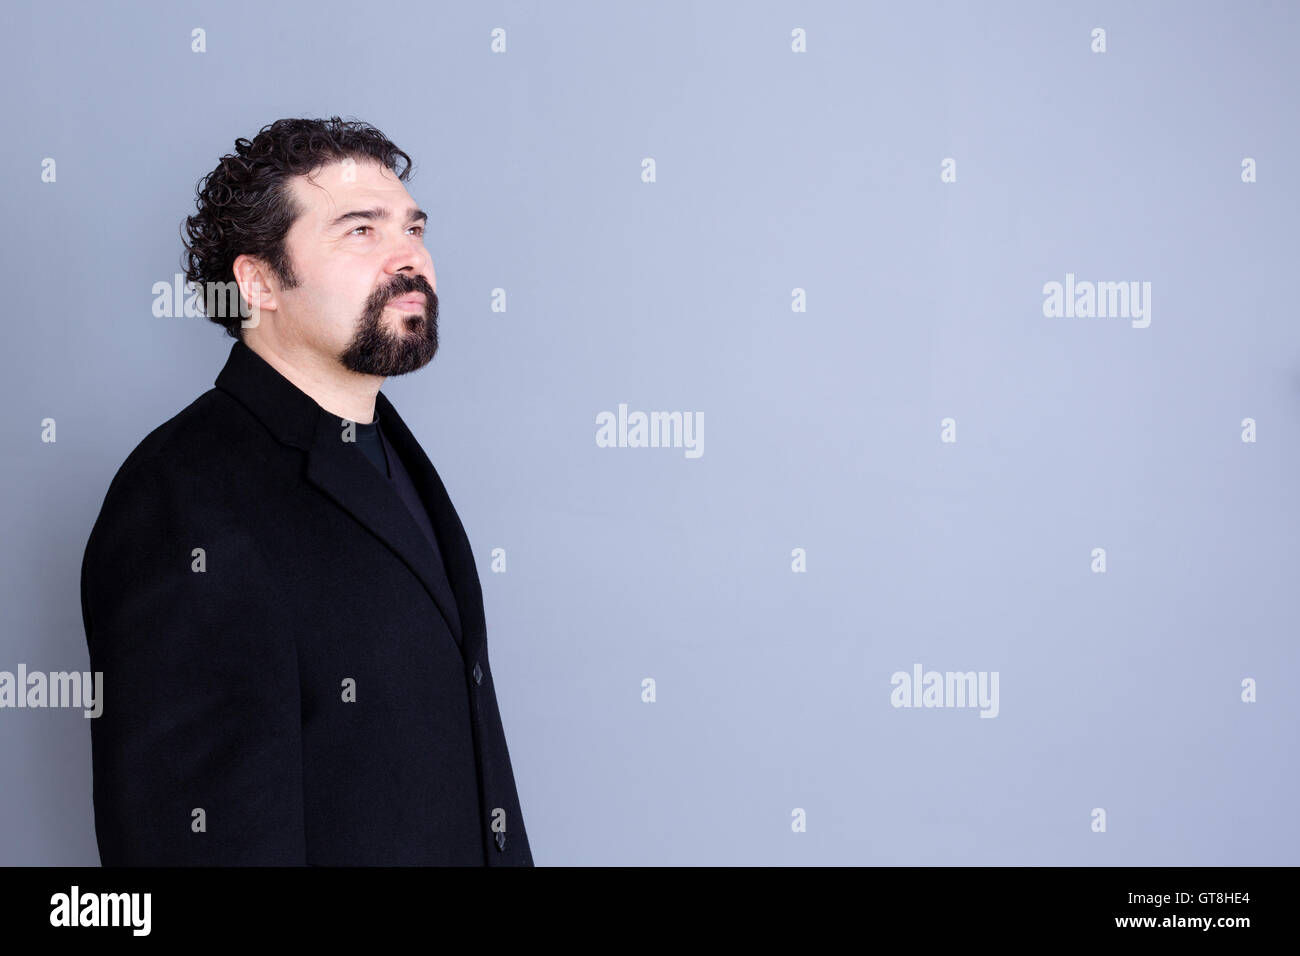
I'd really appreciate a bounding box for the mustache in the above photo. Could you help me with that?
[370,274,436,308]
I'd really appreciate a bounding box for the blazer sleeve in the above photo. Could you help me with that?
[81,454,307,866]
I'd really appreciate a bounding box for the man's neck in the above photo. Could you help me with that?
[243,336,383,425]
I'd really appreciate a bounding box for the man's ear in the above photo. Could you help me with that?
[232,254,277,330]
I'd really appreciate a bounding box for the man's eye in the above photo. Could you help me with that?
[348,225,423,237]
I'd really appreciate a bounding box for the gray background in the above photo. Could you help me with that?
[1,0,1296,865]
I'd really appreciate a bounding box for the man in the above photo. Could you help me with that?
[79,117,533,866]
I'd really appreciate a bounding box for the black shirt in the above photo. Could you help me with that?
[353,413,463,642]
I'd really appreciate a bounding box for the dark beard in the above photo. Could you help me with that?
[339,275,439,377]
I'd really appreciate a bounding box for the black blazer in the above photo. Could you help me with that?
[79,340,533,866]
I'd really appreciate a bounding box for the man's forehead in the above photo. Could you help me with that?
[291,161,414,225]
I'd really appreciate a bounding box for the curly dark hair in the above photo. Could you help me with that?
[181,116,414,339]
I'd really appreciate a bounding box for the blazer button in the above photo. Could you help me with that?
[495,831,506,851]
[472,662,483,685]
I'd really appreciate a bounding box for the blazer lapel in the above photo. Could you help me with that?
[213,340,469,660]
[304,408,467,656]
[373,391,488,665]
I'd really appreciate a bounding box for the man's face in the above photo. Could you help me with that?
[271,158,439,377]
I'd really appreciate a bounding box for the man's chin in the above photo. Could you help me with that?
[338,308,439,377]
[340,344,438,378]
[385,350,438,377]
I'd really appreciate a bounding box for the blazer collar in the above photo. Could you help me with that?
[213,338,320,450]
[213,340,485,662]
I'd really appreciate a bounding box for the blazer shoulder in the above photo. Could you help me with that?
[81,388,285,628]
[98,387,280,504]
[83,387,285,573]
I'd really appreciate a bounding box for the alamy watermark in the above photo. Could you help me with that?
[50,886,150,936]
[595,403,704,458]
[152,273,261,327]
[1042,272,1151,328]
[0,665,103,717]
[890,663,999,718]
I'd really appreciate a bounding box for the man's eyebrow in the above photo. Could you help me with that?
[326,206,428,230]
